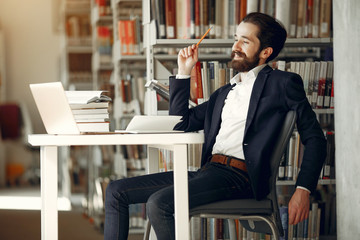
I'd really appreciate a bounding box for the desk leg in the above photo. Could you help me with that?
[173,144,189,240]
[40,146,58,240]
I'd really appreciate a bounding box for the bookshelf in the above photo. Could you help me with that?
[90,0,114,91]
[80,0,147,233]
[59,0,335,238]
[142,0,335,239]
[60,0,93,90]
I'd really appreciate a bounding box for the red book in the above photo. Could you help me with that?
[165,0,176,39]
[307,0,314,38]
[118,20,127,55]
[190,62,203,104]
[195,0,201,38]
[240,0,247,22]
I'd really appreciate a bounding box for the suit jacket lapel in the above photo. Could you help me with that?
[244,66,272,136]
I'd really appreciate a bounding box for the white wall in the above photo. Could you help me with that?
[0,0,61,134]
[333,0,360,239]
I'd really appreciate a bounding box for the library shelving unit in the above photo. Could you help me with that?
[60,0,93,90]
[142,0,336,239]
[111,0,148,234]
[90,0,114,90]
[83,0,147,234]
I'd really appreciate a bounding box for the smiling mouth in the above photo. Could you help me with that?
[232,51,246,59]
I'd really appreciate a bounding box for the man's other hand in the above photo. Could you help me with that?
[177,44,198,75]
[288,188,310,225]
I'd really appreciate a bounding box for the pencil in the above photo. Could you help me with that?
[196,26,213,47]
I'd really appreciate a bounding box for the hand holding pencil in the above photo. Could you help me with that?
[177,27,212,75]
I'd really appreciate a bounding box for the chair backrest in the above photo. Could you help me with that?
[240,110,297,235]
[268,110,296,232]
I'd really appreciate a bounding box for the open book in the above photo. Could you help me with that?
[145,79,196,107]
[65,91,111,104]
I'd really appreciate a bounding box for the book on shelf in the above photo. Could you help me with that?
[118,18,143,55]
[94,0,112,17]
[150,0,332,40]
[278,60,334,110]
[321,131,335,179]
[165,0,177,39]
[65,14,92,46]
[96,25,113,61]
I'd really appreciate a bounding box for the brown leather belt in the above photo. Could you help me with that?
[211,154,247,172]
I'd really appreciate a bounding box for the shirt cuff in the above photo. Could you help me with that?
[176,74,191,79]
[296,186,311,194]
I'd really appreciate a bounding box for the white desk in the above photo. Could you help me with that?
[28,132,204,240]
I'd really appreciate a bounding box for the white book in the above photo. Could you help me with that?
[275,0,291,34]
[222,0,229,38]
[77,122,110,133]
[246,0,259,13]
[72,108,108,115]
[74,113,109,120]
[312,62,321,108]
[277,60,286,71]
[69,102,109,109]
[303,62,311,102]
[308,62,316,104]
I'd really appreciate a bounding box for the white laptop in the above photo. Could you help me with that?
[30,82,183,134]
[30,82,80,134]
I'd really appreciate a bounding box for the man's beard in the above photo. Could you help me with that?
[231,50,261,72]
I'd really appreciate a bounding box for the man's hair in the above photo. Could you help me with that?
[242,12,287,63]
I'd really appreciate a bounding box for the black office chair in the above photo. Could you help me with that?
[189,110,296,239]
[143,110,296,239]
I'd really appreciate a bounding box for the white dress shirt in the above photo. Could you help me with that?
[212,64,266,159]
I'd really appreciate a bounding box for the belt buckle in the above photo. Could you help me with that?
[225,156,231,167]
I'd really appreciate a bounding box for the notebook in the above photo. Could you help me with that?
[117,115,183,133]
[30,82,183,135]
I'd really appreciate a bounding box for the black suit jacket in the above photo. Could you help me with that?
[169,65,327,200]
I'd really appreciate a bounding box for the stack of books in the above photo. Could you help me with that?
[65,90,111,133]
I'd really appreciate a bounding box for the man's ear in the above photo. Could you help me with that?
[260,47,273,61]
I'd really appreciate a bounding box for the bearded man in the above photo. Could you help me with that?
[104,12,326,240]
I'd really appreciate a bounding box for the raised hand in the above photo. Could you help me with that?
[177,44,198,75]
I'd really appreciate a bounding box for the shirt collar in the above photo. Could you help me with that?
[230,64,267,85]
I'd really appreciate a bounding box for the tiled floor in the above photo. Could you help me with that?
[0,187,144,240]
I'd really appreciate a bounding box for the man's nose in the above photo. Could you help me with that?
[232,41,242,52]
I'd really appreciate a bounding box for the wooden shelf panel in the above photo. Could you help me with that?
[151,38,333,48]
